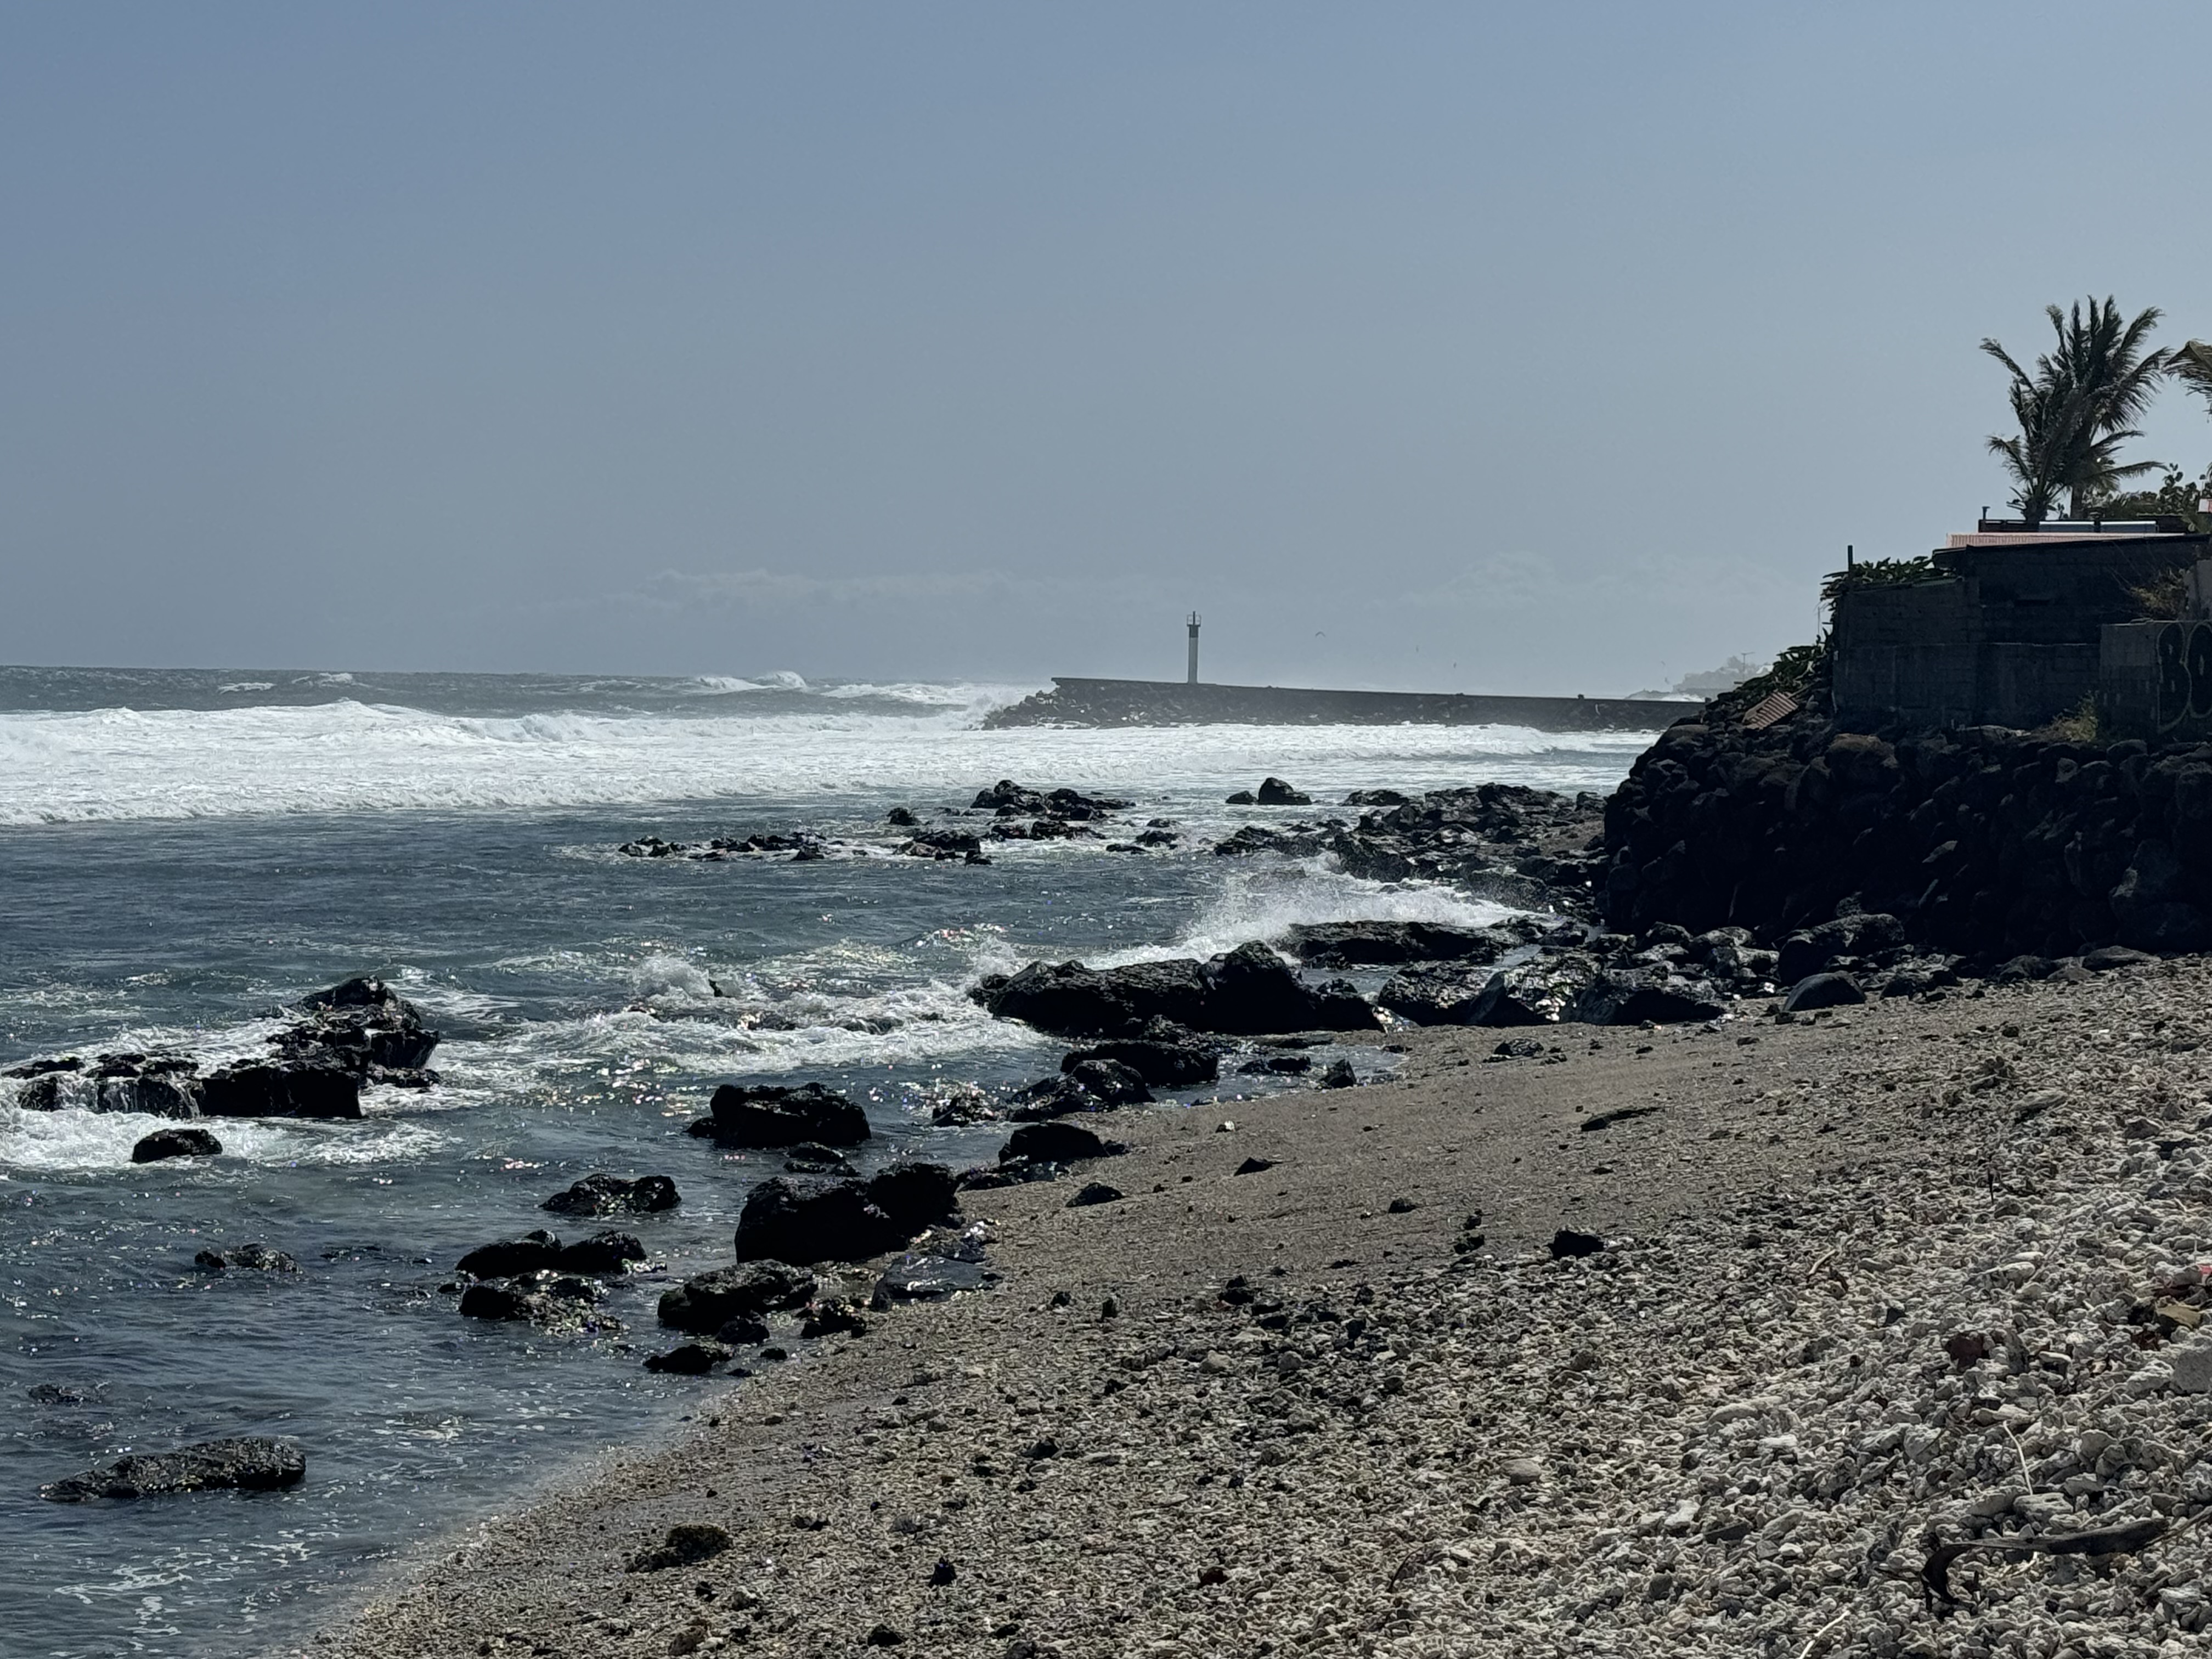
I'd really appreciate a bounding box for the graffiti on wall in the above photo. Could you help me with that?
[2154,621,2212,730]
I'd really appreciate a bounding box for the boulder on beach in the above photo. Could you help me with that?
[732,1164,958,1266]
[1007,1074,1107,1122]
[973,942,1378,1040]
[1461,954,1599,1026]
[132,1126,222,1164]
[644,1339,735,1375]
[866,1161,961,1233]
[1255,777,1311,805]
[732,1178,900,1265]
[1000,1120,1122,1165]
[657,1261,817,1333]
[1060,1031,1218,1087]
[872,1252,995,1305]
[1782,972,1866,1013]
[540,1173,681,1216]
[1064,1057,1152,1105]
[1375,964,1496,1025]
[689,1082,870,1148]
[42,1436,306,1502]
[1567,968,1729,1026]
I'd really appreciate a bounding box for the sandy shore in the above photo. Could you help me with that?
[316,960,2212,1658]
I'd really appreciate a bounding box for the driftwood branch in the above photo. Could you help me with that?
[1921,1516,2168,1608]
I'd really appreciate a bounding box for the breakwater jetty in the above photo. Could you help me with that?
[982,676,1700,731]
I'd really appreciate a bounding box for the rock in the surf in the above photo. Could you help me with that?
[657,1261,817,1334]
[973,941,1378,1039]
[687,1081,870,1148]
[457,1272,615,1331]
[41,1436,306,1502]
[13,1056,205,1116]
[456,1231,566,1279]
[276,977,441,1076]
[193,1242,300,1273]
[199,1060,362,1120]
[540,1172,681,1216]
[132,1126,223,1163]
[1284,921,1511,968]
[782,1142,860,1175]
[1255,777,1312,805]
[556,1231,648,1275]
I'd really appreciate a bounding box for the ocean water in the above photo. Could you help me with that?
[0,667,1649,1657]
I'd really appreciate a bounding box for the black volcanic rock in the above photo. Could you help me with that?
[1060,1033,1218,1087]
[1000,1120,1122,1165]
[541,1172,681,1216]
[457,1231,565,1279]
[1782,972,1866,1012]
[200,1060,362,1120]
[1375,965,1496,1025]
[132,1126,223,1163]
[690,1082,870,1148]
[1284,921,1511,968]
[1567,968,1729,1026]
[657,1261,817,1333]
[278,978,440,1076]
[42,1436,305,1502]
[974,943,1376,1039]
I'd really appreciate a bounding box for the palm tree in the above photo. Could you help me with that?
[2168,337,2212,415]
[1981,356,2070,526]
[1982,298,2168,522]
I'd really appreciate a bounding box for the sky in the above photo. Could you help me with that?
[6,2,2212,695]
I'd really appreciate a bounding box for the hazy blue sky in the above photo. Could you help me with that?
[7,2,2212,692]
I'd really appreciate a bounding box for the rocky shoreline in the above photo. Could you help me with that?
[37,754,2212,1656]
[315,957,2212,1659]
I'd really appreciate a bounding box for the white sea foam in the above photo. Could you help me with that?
[0,1103,446,1172]
[0,693,1645,825]
[1087,859,1520,968]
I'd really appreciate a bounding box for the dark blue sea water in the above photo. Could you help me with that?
[0,666,1647,1657]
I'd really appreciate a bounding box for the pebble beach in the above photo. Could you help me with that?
[321,955,2212,1659]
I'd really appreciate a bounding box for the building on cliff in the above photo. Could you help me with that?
[1831,525,2208,731]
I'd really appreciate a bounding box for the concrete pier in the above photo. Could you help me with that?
[981,677,1701,731]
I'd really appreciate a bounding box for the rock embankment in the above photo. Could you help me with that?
[1605,713,2212,961]
[1212,782,1608,913]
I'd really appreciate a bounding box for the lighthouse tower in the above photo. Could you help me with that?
[1186,613,1201,685]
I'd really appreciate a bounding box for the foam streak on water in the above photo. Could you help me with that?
[0,666,1647,1658]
